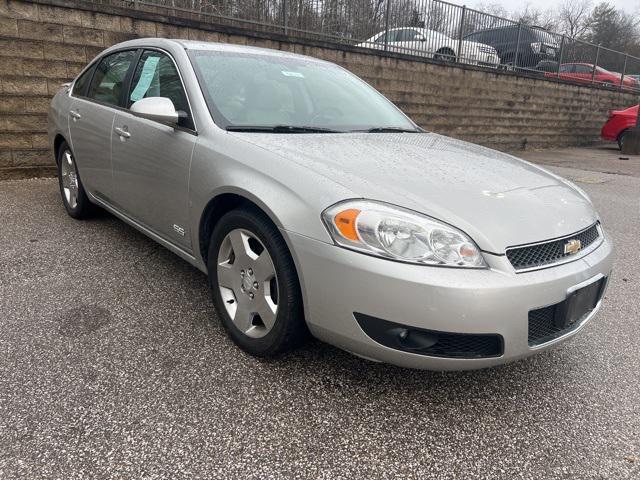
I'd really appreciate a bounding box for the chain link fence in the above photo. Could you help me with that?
[94,0,640,92]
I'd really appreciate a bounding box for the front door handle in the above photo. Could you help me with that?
[69,110,81,120]
[114,126,131,139]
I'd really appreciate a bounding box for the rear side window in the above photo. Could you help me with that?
[72,66,93,97]
[87,50,137,107]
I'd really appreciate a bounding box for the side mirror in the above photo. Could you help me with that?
[416,35,426,42]
[130,97,179,125]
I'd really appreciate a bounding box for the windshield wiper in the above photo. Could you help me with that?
[226,125,342,133]
[360,127,420,133]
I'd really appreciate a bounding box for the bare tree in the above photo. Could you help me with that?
[557,0,592,38]
[513,3,557,31]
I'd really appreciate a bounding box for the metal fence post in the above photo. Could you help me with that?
[282,0,288,35]
[591,45,600,85]
[513,23,522,69]
[557,35,565,78]
[620,54,628,89]
[456,5,467,63]
[383,0,391,52]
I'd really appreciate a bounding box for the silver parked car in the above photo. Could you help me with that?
[48,39,613,370]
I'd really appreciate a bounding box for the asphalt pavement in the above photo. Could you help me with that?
[0,147,638,479]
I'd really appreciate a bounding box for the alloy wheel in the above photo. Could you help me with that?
[60,149,79,209]
[216,228,279,339]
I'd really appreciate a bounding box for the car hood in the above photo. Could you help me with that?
[232,132,597,253]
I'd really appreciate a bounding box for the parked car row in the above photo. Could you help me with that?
[359,25,639,90]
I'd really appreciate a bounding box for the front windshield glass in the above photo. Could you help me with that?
[189,49,417,132]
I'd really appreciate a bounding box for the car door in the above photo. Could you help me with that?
[68,50,138,202]
[394,28,421,55]
[558,64,576,82]
[111,49,197,251]
[573,64,594,84]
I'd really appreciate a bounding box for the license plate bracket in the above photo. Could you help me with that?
[554,277,606,329]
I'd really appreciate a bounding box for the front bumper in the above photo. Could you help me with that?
[464,53,500,68]
[285,230,614,370]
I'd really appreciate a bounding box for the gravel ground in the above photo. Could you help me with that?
[0,154,638,479]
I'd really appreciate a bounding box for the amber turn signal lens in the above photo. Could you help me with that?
[334,209,361,241]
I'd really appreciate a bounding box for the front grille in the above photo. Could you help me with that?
[507,224,600,271]
[528,305,564,346]
[416,332,502,358]
[354,313,503,358]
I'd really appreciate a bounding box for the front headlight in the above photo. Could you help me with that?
[322,200,486,268]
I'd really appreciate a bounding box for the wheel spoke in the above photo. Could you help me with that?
[228,229,250,262]
[231,296,253,332]
[217,262,238,290]
[253,250,275,280]
[68,189,77,207]
[255,296,277,330]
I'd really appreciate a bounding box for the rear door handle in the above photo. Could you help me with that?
[114,126,131,139]
[69,110,81,120]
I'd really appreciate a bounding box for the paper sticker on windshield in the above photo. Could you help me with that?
[282,71,304,78]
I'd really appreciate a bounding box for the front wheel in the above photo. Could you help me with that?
[207,207,307,357]
[434,49,456,62]
[618,129,629,150]
[57,141,95,219]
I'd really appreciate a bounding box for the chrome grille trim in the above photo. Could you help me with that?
[506,223,603,273]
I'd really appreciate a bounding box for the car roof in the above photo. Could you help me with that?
[102,37,330,64]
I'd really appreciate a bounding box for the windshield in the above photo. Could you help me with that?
[189,49,417,132]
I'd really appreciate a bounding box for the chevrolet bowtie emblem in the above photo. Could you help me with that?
[564,239,582,255]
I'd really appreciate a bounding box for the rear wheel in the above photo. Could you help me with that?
[57,141,94,219]
[208,207,307,357]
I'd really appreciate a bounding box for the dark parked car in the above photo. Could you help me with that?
[464,25,559,69]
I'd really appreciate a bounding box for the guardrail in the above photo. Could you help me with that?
[90,0,640,92]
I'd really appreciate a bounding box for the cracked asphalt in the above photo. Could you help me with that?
[0,147,639,479]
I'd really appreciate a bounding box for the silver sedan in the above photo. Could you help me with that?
[48,38,613,370]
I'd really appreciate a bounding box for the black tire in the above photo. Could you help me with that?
[207,206,308,357]
[618,129,629,150]
[57,141,95,219]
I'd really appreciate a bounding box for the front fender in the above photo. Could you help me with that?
[188,134,355,268]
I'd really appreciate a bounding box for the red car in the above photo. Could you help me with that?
[601,104,639,149]
[548,63,640,89]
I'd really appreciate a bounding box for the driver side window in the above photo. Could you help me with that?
[128,50,194,129]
